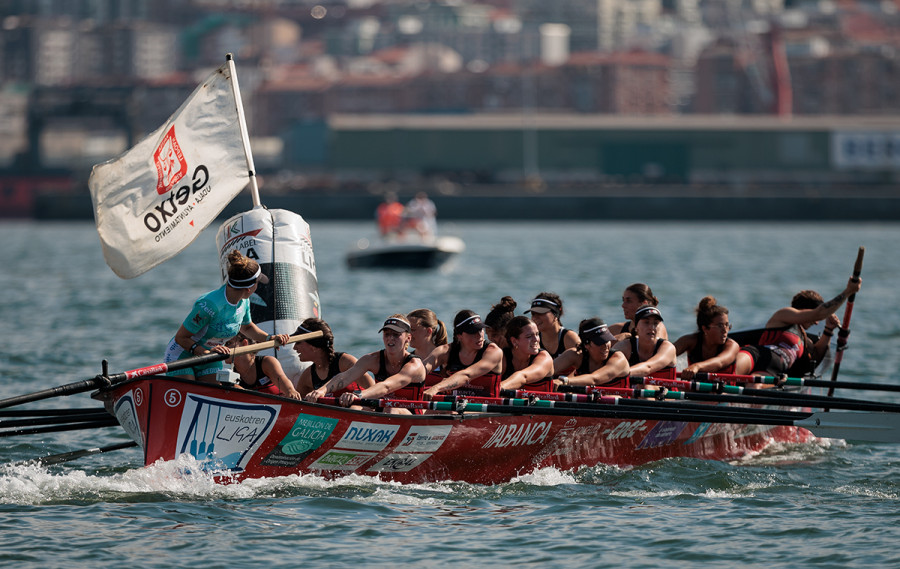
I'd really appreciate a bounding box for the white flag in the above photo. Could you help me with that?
[89,63,249,279]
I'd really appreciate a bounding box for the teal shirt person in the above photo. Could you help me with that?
[182,285,252,347]
[163,250,289,383]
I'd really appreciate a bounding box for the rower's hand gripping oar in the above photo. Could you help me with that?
[828,246,864,398]
[0,331,324,410]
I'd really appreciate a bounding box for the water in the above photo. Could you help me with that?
[2,219,900,568]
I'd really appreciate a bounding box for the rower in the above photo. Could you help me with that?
[553,318,630,388]
[525,292,580,360]
[422,310,503,399]
[613,306,677,381]
[673,296,740,379]
[609,283,669,341]
[733,277,861,378]
[484,296,517,349]
[498,316,554,391]
[304,315,425,414]
[292,318,359,398]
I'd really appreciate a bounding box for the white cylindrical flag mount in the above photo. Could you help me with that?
[216,208,321,384]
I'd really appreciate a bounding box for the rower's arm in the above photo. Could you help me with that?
[628,341,677,377]
[568,351,630,387]
[359,358,426,399]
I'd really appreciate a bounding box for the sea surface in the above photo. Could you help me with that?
[1,219,899,569]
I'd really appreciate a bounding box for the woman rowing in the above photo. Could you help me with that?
[422,311,503,399]
[498,316,554,391]
[407,308,448,360]
[224,333,301,399]
[613,305,677,379]
[673,296,739,379]
[526,292,580,359]
[292,318,358,397]
[484,296,517,349]
[609,283,669,341]
[734,278,860,377]
[164,250,289,383]
[553,318,630,388]
[304,315,425,414]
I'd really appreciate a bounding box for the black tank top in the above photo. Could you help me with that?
[577,348,621,375]
[309,351,345,390]
[239,356,273,389]
[540,327,570,358]
[501,347,550,380]
[687,335,724,365]
[446,343,488,373]
[375,350,420,383]
[628,337,665,366]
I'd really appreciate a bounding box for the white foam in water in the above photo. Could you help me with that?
[732,436,837,466]
[509,466,578,486]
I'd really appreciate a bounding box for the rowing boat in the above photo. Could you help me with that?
[91,374,817,484]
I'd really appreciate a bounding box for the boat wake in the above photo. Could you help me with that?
[0,436,847,506]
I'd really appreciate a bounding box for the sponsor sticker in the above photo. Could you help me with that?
[113,391,143,447]
[261,413,339,467]
[176,395,280,472]
[309,450,378,471]
[482,421,552,449]
[336,421,400,451]
[636,421,688,449]
[365,425,454,473]
[395,425,452,453]
[368,453,432,473]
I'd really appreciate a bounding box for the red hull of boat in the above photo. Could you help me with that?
[93,376,815,484]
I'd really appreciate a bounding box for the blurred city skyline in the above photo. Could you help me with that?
[1,0,899,215]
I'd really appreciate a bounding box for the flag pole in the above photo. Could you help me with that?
[226,53,262,208]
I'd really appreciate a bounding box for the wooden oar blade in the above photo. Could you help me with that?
[796,411,900,444]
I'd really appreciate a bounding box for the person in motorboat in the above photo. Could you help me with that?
[608,283,669,341]
[292,318,359,397]
[404,191,437,239]
[673,296,740,379]
[163,250,289,383]
[223,333,301,399]
[498,316,554,391]
[304,315,426,414]
[613,306,677,380]
[407,308,448,360]
[552,318,630,388]
[484,296,517,349]
[733,277,861,377]
[376,192,405,238]
[421,310,503,399]
[526,292,580,360]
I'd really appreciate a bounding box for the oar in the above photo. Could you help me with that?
[0,412,112,429]
[0,407,111,418]
[639,376,900,414]
[0,418,119,438]
[690,372,900,394]
[346,397,900,444]
[828,246,865,398]
[12,441,139,467]
[429,394,808,422]
[0,331,324,410]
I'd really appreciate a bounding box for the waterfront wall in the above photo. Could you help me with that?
[33,187,900,221]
